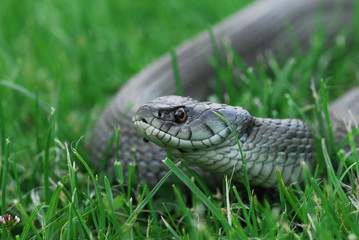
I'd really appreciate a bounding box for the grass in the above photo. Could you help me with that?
[1,0,359,239]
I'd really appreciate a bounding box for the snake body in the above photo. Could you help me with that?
[90,0,358,187]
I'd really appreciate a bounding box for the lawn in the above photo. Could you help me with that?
[1,0,359,239]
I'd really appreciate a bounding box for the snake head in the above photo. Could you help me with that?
[132,95,253,159]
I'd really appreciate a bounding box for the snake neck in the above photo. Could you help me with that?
[174,117,316,187]
[242,117,316,186]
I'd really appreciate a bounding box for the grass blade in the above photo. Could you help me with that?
[72,144,106,239]
[17,201,44,240]
[43,107,56,204]
[171,49,183,96]
[1,138,10,215]
[161,216,181,240]
[163,157,233,236]
[104,176,121,233]
[123,169,172,231]
[320,80,336,153]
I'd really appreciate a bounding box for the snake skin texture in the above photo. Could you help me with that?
[90,0,357,188]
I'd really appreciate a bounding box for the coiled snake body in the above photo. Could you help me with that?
[90,0,359,188]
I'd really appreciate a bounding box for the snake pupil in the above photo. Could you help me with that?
[174,107,187,123]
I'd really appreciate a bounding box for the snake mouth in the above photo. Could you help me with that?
[133,118,233,153]
[133,119,168,148]
[138,119,150,142]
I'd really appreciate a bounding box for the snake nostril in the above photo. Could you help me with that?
[141,119,148,124]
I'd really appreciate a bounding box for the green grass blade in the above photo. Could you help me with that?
[231,186,251,238]
[115,126,121,162]
[171,49,183,96]
[213,112,251,198]
[123,169,172,230]
[127,163,135,200]
[172,183,193,232]
[0,97,5,154]
[276,169,306,223]
[0,81,51,112]
[45,175,69,239]
[72,144,106,239]
[1,138,10,215]
[114,161,124,185]
[163,157,232,235]
[162,203,181,236]
[320,80,336,153]
[181,161,212,196]
[12,160,23,205]
[104,176,121,233]
[73,199,94,240]
[17,201,44,240]
[161,216,181,240]
[43,107,55,204]
[213,112,259,236]
[67,202,74,240]
[321,139,350,203]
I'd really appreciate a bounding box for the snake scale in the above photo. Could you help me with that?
[90,0,359,188]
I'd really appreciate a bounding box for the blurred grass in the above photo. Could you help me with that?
[1,0,359,239]
[0,0,248,143]
[0,0,248,185]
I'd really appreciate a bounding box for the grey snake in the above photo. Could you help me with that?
[90,0,359,188]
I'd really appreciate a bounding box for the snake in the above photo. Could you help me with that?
[90,0,358,188]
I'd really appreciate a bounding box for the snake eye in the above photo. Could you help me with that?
[174,107,187,123]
